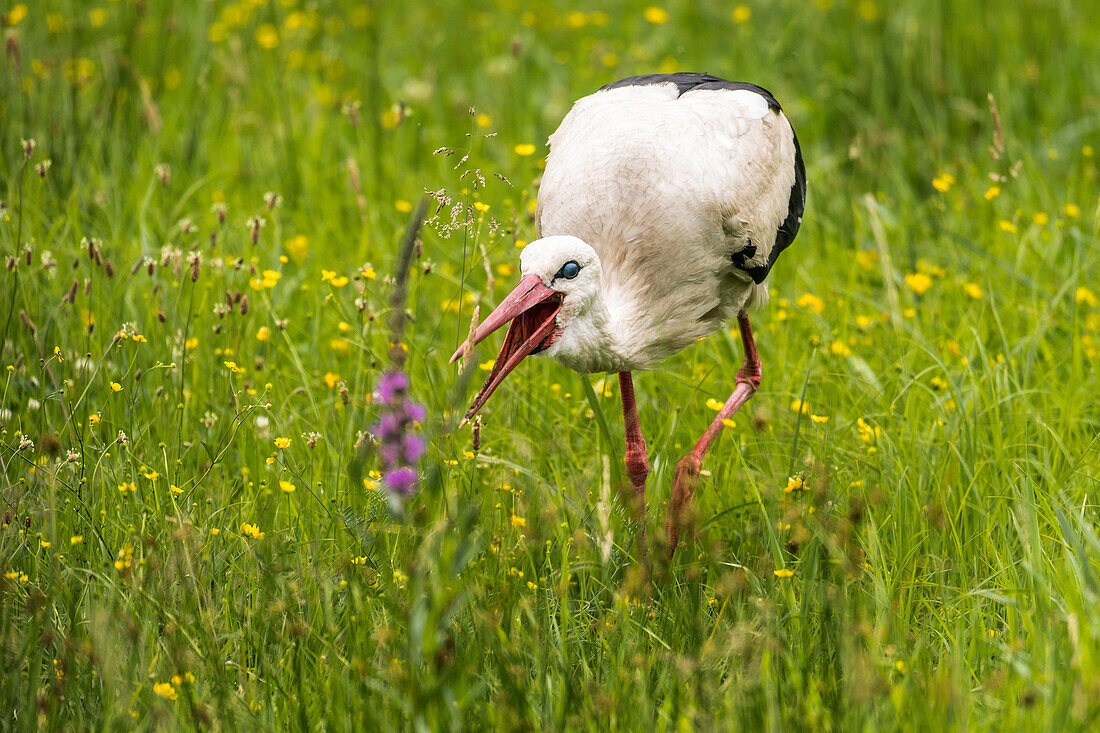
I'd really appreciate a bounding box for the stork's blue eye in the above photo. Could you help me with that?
[558,261,581,280]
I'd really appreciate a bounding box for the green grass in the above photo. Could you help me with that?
[2,0,1099,729]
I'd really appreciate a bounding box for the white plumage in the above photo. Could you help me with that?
[454,73,806,560]
[534,77,802,372]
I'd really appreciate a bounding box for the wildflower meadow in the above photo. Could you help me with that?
[2,0,1099,729]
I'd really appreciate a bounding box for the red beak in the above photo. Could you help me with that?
[451,273,563,426]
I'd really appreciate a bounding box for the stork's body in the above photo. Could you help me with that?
[454,73,806,560]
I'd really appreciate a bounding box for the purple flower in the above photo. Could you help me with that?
[376,372,409,404]
[405,401,427,423]
[377,413,401,438]
[370,369,427,504]
[379,442,402,466]
[402,434,425,463]
[384,466,418,496]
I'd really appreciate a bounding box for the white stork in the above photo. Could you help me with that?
[452,73,806,560]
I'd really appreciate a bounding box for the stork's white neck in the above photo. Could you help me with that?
[543,291,626,374]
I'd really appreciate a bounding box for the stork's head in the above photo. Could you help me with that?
[451,235,602,423]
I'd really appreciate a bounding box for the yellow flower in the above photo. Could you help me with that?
[185,337,199,350]
[363,478,379,491]
[705,397,724,411]
[257,269,281,289]
[964,282,984,299]
[274,437,291,449]
[329,338,351,354]
[40,540,51,549]
[1033,212,1049,225]
[904,272,933,295]
[114,543,133,571]
[89,8,108,26]
[774,568,794,578]
[643,6,669,24]
[70,535,83,545]
[478,360,495,371]
[931,376,949,391]
[207,22,228,43]
[255,23,279,49]
[931,172,955,192]
[566,10,588,27]
[89,413,100,425]
[118,481,136,493]
[7,5,27,26]
[721,418,736,428]
[279,480,296,494]
[170,672,195,686]
[732,4,751,23]
[224,361,242,373]
[240,522,265,540]
[857,417,880,444]
[324,372,341,389]
[394,199,413,213]
[790,399,810,415]
[473,201,490,213]
[361,266,377,280]
[855,250,878,270]
[1064,203,1081,218]
[983,186,1001,200]
[999,220,1018,234]
[209,528,220,536]
[285,234,310,262]
[513,143,536,157]
[475,113,492,128]
[784,476,805,493]
[143,470,159,481]
[153,682,178,701]
[829,341,851,357]
[110,382,122,392]
[170,484,183,494]
[256,326,271,342]
[510,515,527,529]
[810,414,829,424]
[795,292,825,314]
[1076,286,1099,308]
[857,0,879,20]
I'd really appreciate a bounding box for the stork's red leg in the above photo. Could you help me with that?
[666,310,761,558]
[618,371,650,563]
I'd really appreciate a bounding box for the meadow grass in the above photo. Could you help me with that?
[1,0,1099,729]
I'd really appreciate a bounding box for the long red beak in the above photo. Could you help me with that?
[451,273,563,426]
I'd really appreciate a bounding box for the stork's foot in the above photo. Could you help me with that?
[666,452,702,558]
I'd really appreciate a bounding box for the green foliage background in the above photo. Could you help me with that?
[1,0,1099,729]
